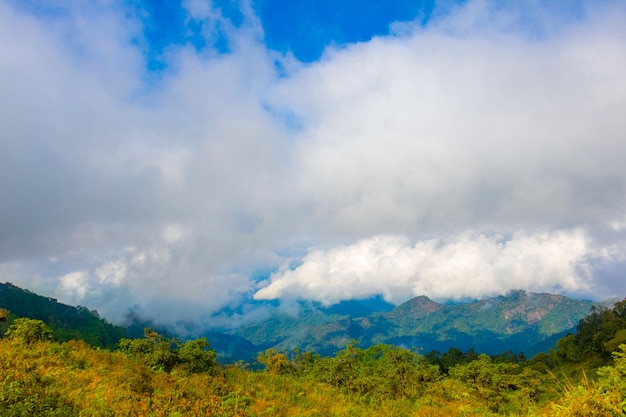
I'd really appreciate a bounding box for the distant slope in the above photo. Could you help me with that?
[384,290,590,338]
[230,290,599,357]
[0,281,607,361]
[0,282,128,348]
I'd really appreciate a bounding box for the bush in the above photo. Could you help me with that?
[5,318,53,345]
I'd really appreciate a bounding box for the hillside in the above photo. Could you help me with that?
[228,290,598,357]
[0,282,127,348]
[2,300,626,416]
[0,282,609,362]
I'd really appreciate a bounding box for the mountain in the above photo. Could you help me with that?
[225,290,600,358]
[0,282,128,349]
[0,281,610,362]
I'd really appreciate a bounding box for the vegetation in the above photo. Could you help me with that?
[232,291,597,358]
[1,298,626,416]
[0,282,127,348]
[5,318,53,345]
[118,328,217,373]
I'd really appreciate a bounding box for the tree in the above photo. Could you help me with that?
[555,334,581,362]
[5,317,53,344]
[440,347,465,373]
[0,308,8,322]
[257,348,295,375]
[550,345,626,416]
[450,354,542,412]
[612,299,626,319]
[119,328,217,374]
[178,337,217,374]
[119,328,179,372]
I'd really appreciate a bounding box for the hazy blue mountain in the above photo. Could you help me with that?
[226,290,599,358]
[1,281,610,363]
[319,295,396,316]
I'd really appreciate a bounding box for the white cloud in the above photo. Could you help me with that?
[59,271,90,301]
[254,230,594,305]
[278,6,626,239]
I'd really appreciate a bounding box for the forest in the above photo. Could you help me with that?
[1,300,626,416]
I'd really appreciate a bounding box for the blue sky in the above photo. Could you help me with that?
[1,0,626,326]
[137,0,437,64]
[253,0,436,61]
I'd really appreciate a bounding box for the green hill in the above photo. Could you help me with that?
[0,281,615,362]
[229,291,600,357]
[0,282,127,348]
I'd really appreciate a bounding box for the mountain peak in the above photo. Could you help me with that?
[386,295,444,319]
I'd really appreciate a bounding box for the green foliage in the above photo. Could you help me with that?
[0,283,127,348]
[549,346,626,416]
[291,342,442,401]
[119,328,180,372]
[178,336,217,373]
[549,298,626,375]
[119,328,217,374]
[450,354,543,413]
[555,334,580,362]
[234,291,597,359]
[4,284,626,416]
[257,349,295,375]
[5,318,53,345]
[5,330,626,417]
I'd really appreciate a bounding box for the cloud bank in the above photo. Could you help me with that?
[1,0,626,325]
[255,231,594,305]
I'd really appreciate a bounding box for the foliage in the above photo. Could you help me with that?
[2,322,626,417]
[234,291,596,359]
[178,336,218,373]
[449,354,544,413]
[0,282,127,348]
[5,318,53,345]
[2,287,626,416]
[257,349,295,375]
[549,345,626,416]
[119,328,217,373]
[548,298,626,381]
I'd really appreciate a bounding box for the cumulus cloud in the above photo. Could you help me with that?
[1,0,626,325]
[254,231,595,305]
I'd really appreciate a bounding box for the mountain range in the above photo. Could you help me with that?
[0,282,614,362]
[210,290,602,361]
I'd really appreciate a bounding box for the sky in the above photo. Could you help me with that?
[1,0,626,327]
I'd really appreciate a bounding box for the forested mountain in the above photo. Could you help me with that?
[0,281,611,363]
[226,290,599,358]
[0,282,127,348]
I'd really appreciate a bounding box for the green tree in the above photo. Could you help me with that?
[555,333,581,362]
[450,354,542,412]
[550,345,626,416]
[5,318,53,344]
[257,348,295,375]
[118,328,179,372]
[440,347,465,373]
[178,337,217,373]
[119,329,217,374]
[0,308,8,322]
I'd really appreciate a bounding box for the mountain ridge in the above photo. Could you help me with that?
[0,281,614,363]
[225,290,602,358]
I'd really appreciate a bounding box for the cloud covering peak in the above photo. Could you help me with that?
[254,231,594,305]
